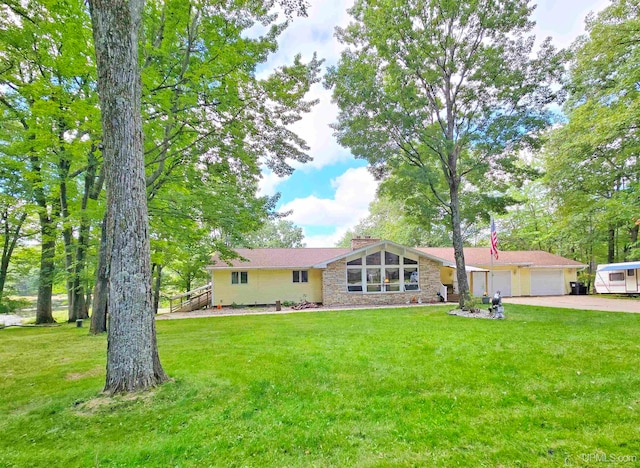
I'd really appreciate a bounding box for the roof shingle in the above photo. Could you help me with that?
[417,247,586,268]
[208,248,351,269]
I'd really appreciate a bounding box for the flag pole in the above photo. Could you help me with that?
[490,215,494,295]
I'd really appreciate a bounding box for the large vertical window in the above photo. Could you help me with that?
[231,271,248,284]
[346,249,419,293]
[366,268,381,292]
[347,268,363,291]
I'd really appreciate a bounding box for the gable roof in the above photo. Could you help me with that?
[418,247,586,268]
[311,240,450,268]
[207,243,586,271]
[207,248,351,270]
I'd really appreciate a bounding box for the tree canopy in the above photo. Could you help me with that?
[326,0,565,306]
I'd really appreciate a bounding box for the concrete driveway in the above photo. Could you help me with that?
[503,295,640,313]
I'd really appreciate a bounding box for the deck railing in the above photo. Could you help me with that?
[169,283,212,313]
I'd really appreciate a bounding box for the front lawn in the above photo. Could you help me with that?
[1,305,638,466]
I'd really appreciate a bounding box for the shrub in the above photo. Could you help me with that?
[0,297,33,314]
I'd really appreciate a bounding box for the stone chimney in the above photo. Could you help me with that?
[351,236,380,250]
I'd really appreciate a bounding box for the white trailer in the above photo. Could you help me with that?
[594,261,640,294]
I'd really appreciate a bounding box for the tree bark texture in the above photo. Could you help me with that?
[89,0,168,392]
[153,263,162,314]
[60,174,77,322]
[608,227,615,263]
[35,213,56,324]
[90,215,109,334]
[449,178,470,309]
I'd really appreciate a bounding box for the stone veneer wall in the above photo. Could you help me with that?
[322,257,442,307]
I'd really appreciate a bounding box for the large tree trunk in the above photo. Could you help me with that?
[71,153,100,321]
[608,226,615,263]
[153,263,162,314]
[35,213,56,324]
[59,176,78,322]
[449,178,470,309]
[90,216,109,334]
[89,0,168,393]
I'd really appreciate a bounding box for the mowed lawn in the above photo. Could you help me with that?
[1,305,639,467]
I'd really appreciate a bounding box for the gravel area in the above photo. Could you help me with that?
[447,308,504,319]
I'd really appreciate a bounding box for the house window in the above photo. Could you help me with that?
[609,272,625,282]
[404,267,419,290]
[346,249,419,293]
[231,271,248,284]
[347,269,363,292]
[293,270,308,283]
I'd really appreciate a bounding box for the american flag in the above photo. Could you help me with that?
[490,217,499,260]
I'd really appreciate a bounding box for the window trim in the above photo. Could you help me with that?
[231,271,248,284]
[346,249,420,294]
[609,272,625,282]
[292,270,309,283]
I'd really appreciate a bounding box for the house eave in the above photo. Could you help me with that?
[312,240,449,268]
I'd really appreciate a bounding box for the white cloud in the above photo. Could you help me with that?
[532,0,610,49]
[255,0,355,176]
[279,166,378,246]
[258,170,284,197]
[302,228,350,248]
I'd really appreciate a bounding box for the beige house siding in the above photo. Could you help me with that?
[212,269,322,306]
[519,268,532,296]
[445,265,580,297]
[565,268,578,293]
[322,257,442,307]
[440,267,455,285]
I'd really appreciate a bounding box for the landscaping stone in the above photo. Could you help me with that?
[447,308,504,319]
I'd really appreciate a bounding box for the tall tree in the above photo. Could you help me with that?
[90,0,320,332]
[89,0,168,393]
[545,0,640,264]
[0,0,102,324]
[326,0,565,307]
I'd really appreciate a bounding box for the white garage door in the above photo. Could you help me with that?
[491,270,512,297]
[471,271,487,296]
[531,269,564,295]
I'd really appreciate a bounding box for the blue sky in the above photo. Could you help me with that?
[258,0,610,247]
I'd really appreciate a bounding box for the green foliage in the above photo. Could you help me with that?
[140,0,321,290]
[0,296,31,314]
[337,194,451,247]
[238,219,306,248]
[326,0,565,305]
[4,246,41,296]
[325,0,564,217]
[1,0,321,307]
[543,0,640,264]
[1,306,639,465]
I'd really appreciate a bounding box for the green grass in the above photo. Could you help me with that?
[1,305,639,467]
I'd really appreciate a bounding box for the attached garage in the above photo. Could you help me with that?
[492,270,512,297]
[417,247,586,298]
[530,269,564,296]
